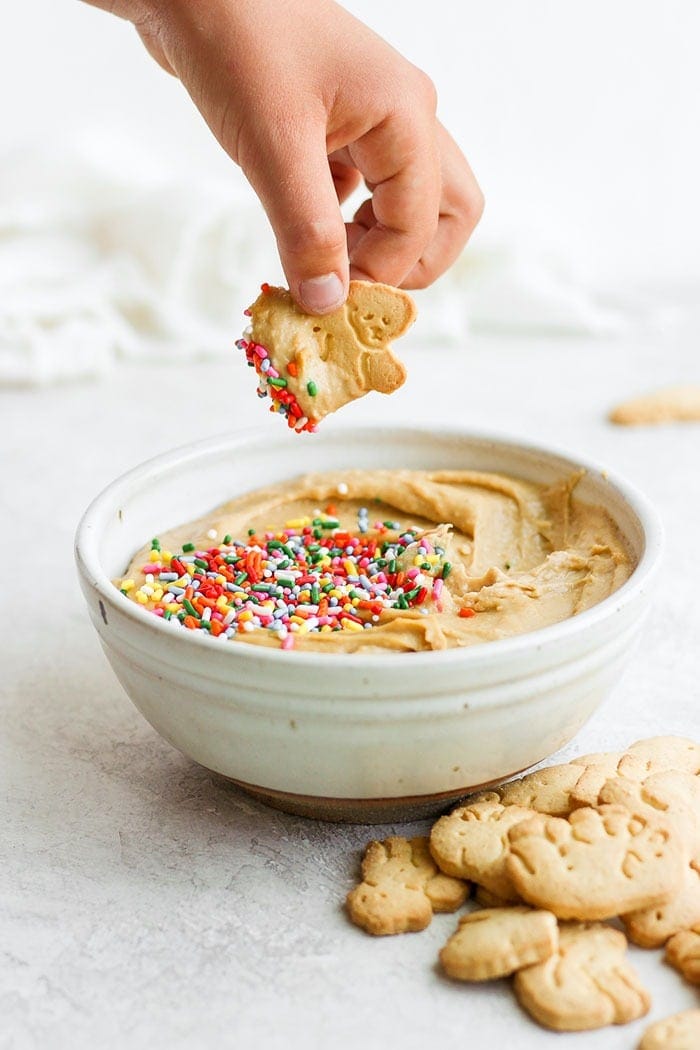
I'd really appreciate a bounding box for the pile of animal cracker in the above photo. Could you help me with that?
[346,736,700,1046]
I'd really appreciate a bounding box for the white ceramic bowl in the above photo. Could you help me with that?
[75,425,663,823]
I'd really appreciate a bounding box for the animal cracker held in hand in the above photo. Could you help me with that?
[237,280,415,432]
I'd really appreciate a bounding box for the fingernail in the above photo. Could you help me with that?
[298,273,345,314]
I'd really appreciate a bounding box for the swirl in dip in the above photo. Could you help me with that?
[115,469,634,653]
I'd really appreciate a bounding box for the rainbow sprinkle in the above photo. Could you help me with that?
[237,334,318,433]
[118,511,454,648]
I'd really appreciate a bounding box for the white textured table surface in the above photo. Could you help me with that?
[3,328,700,1049]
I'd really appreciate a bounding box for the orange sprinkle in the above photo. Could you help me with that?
[210,621,225,637]
[184,586,194,601]
[183,615,199,629]
[286,360,299,377]
[325,503,337,516]
[459,608,476,619]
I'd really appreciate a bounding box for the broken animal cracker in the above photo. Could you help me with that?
[430,799,538,901]
[513,923,650,1031]
[439,906,558,981]
[610,385,700,425]
[506,804,685,920]
[240,281,415,432]
[346,835,468,936]
[665,925,700,985]
[639,1010,700,1050]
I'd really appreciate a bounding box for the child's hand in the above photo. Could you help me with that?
[85,0,484,313]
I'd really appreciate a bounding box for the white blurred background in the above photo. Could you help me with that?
[1,0,699,382]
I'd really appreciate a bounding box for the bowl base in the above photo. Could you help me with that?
[216,769,529,824]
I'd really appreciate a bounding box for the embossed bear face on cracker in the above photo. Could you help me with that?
[242,281,416,432]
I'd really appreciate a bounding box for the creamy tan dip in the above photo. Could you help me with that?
[117,469,633,653]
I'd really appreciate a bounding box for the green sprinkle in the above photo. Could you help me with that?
[311,585,320,604]
[307,380,318,397]
[234,572,248,585]
[164,610,172,620]
[223,534,232,545]
[151,538,161,551]
[322,582,335,593]
[252,583,272,593]
[442,562,452,580]
[199,619,212,631]
[120,588,129,596]
[421,562,431,571]
[194,558,208,569]
[313,528,323,539]
[248,528,256,536]
[404,586,421,601]
[182,542,195,553]
[389,559,397,573]
[182,598,199,617]
[268,377,288,389]
[177,611,186,622]
[321,520,339,529]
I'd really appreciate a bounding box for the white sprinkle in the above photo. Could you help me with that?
[337,482,349,495]
[145,573,155,585]
[207,528,217,540]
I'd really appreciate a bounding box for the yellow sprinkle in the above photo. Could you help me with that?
[285,516,311,528]
[216,596,229,610]
[238,611,253,623]
[166,603,180,613]
[149,550,161,562]
[295,622,310,635]
[426,554,440,564]
[152,588,164,601]
[134,592,149,605]
[289,615,305,625]
[215,575,227,585]
[161,550,172,563]
[320,625,333,633]
[413,554,424,566]
[120,579,135,592]
[340,617,363,632]
[329,588,342,599]
[344,559,357,576]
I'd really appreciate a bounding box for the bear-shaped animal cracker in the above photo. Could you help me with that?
[238,281,416,432]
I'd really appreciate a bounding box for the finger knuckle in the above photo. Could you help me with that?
[280,219,347,259]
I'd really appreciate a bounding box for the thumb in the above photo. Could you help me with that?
[242,125,349,315]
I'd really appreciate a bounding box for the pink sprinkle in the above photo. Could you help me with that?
[281,634,295,650]
[142,563,161,573]
[253,343,268,359]
[407,567,420,580]
[267,367,280,379]
[433,578,444,601]
[153,608,164,617]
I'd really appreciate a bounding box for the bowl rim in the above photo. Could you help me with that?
[75,422,664,671]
